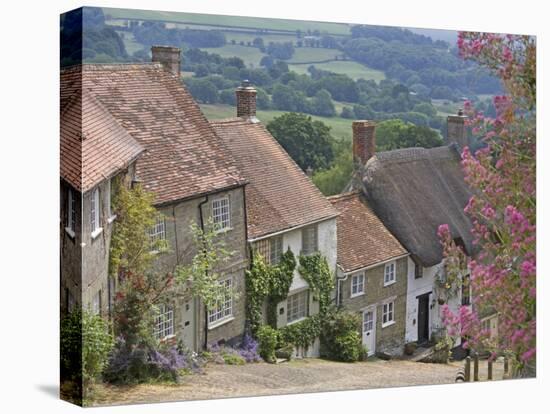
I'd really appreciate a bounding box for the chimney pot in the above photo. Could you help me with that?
[447,109,469,149]
[236,80,257,118]
[352,120,376,167]
[151,46,181,78]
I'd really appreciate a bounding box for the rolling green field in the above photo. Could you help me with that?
[200,103,354,140]
[115,31,144,55]
[103,7,352,35]
[286,47,343,63]
[288,61,386,81]
[203,44,267,67]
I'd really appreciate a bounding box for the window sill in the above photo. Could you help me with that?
[107,214,117,224]
[286,316,307,326]
[382,320,396,329]
[64,227,75,239]
[214,227,233,235]
[91,227,103,240]
[158,334,176,342]
[208,315,234,330]
[384,280,396,287]
[350,292,365,299]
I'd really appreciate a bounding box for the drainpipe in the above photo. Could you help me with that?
[335,272,349,308]
[198,195,209,350]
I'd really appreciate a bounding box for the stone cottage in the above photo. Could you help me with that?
[60,86,145,318]
[350,117,473,348]
[60,46,250,351]
[211,82,339,357]
[329,191,409,357]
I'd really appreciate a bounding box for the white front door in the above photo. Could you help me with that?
[181,298,196,351]
[362,307,376,356]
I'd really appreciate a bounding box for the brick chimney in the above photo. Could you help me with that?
[151,46,181,78]
[447,109,469,149]
[235,80,257,119]
[352,120,376,167]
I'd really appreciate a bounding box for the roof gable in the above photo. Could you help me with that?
[329,192,408,273]
[60,87,144,192]
[211,117,339,239]
[61,64,246,203]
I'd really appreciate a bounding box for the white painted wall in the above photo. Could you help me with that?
[405,258,462,347]
[283,217,337,294]
[275,217,337,358]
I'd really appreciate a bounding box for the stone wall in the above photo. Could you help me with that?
[340,256,408,356]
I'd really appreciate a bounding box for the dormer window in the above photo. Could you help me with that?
[149,214,166,252]
[301,224,318,256]
[90,188,102,239]
[212,196,231,231]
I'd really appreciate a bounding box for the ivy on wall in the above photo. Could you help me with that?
[245,249,296,335]
[298,253,333,317]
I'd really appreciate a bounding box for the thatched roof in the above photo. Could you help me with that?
[362,144,473,267]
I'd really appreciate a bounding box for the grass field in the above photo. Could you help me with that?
[432,99,462,116]
[288,60,386,82]
[203,45,267,67]
[103,7,352,35]
[289,61,386,81]
[116,31,144,55]
[286,47,343,63]
[200,103,354,140]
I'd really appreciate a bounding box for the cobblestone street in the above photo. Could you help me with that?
[92,358,472,406]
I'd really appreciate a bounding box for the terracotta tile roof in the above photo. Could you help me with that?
[61,88,145,192]
[60,64,246,204]
[211,117,339,239]
[328,191,408,273]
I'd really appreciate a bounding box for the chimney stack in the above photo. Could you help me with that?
[151,46,181,78]
[236,80,257,119]
[447,109,469,149]
[352,120,376,167]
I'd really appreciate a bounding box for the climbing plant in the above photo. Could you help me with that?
[245,249,296,335]
[298,253,333,317]
[278,314,321,350]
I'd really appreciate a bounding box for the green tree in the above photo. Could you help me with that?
[175,220,237,347]
[267,113,335,171]
[376,119,443,150]
[311,89,336,117]
[312,141,353,196]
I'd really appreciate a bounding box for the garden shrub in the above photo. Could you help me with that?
[103,337,204,384]
[61,309,113,392]
[275,343,294,360]
[257,325,279,363]
[238,333,261,363]
[320,311,363,362]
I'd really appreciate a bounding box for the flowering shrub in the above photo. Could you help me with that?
[440,32,535,375]
[238,334,262,363]
[103,337,204,384]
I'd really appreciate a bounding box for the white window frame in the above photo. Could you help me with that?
[301,224,318,256]
[65,187,76,238]
[287,290,308,324]
[106,178,117,224]
[90,187,102,239]
[384,261,396,286]
[212,196,231,232]
[154,304,175,340]
[149,214,166,252]
[208,277,234,327]
[382,300,395,327]
[351,272,365,297]
[92,289,101,315]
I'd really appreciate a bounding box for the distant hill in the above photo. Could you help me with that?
[408,28,458,45]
